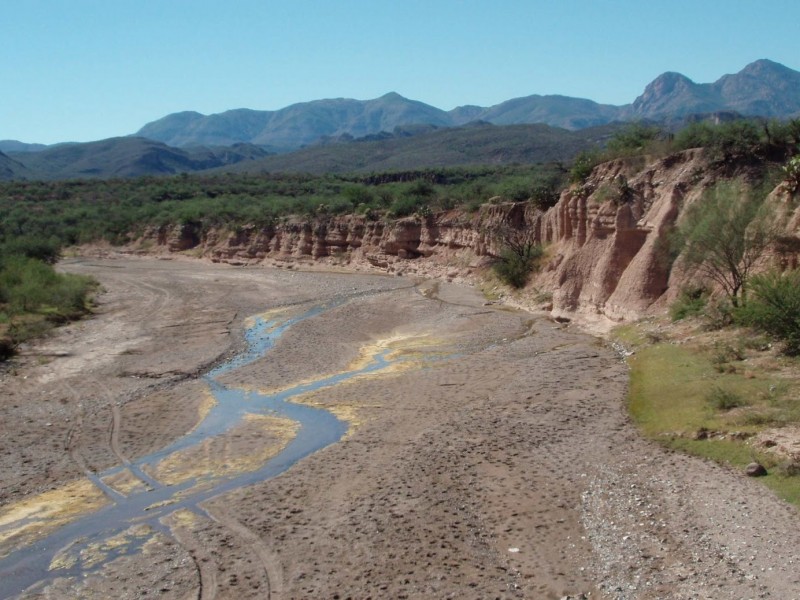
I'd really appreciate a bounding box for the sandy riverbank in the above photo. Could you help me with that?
[1,256,798,599]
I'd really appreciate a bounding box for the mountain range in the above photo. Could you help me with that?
[1,59,798,180]
[134,59,800,151]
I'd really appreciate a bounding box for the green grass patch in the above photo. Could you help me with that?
[622,331,800,508]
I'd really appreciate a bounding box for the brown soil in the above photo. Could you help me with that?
[1,256,799,599]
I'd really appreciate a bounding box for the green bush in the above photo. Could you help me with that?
[737,269,800,355]
[605,123,663,157]
[706,386,747,411]
[669,286,709,321]
[493,245,544,289]
[0,255,95,318]
[1,236,62,264]
[569,150,601,183]
[388,195,425,217]
[783,154,800,194]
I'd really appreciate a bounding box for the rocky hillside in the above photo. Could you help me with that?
[626,59,800,120]
[128,149,799,325]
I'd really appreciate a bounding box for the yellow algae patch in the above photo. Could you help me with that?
[75,524,151,570]
[151,413,299,485]
[163,507,199,529]
[143,497,179,512]
[188,387,217,433]
[244,307,293,329]
[0,479,109,556]
[346,331,435,371]
[293,397,382,439]
[102,469,149,496]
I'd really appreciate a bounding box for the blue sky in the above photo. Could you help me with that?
[2,0,798,144]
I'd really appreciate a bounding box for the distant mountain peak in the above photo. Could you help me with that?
[629,59,800,120]
[644,72,696,94]
[741,58,793,75]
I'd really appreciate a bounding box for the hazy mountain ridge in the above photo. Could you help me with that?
[6,138,270,180]
[215,122,622,175]
[0,151,29,180]
[0,140,50,153]
[134,59,800,150]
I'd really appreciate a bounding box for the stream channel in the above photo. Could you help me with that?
[0,299,397,598]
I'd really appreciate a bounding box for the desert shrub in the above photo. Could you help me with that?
[0,255,95,317]
[569,150,602,183]
[674,120,762,160]
[737,269,800,355]
[493,245,544,289]
[670,286,709,321]
[1,236,62,264]
[706,386,748,411]
[710,341,746,373]
[388,195,425,217]
[605,123,663,157]
[530,182,560,210]
[702,298,736,330]
[783,154,800,194]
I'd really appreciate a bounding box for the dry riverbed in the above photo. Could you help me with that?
[0,256,799,599]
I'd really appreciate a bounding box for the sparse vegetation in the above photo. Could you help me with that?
[618,321,800,506]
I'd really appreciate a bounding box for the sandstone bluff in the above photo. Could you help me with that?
[134,149,800,326]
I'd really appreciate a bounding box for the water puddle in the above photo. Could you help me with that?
[0,300,401,598]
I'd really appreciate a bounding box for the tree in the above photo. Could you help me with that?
[487,222,543,288]
[679,180,776,307]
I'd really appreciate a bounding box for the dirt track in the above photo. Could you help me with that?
[1,256,799,599]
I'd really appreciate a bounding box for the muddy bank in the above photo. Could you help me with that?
[1,257,799,599]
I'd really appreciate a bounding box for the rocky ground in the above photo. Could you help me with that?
[1,256,799,599]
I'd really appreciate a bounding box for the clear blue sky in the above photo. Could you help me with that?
[2,0,798,144]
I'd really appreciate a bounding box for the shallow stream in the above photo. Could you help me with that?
[0,300,395,598]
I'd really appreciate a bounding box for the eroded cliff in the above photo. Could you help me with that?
[133,150,800,324]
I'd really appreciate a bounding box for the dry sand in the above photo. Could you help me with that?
[0,256,798,599]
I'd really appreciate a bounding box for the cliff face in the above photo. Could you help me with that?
[534,150,710,321]
[135,149,799,323]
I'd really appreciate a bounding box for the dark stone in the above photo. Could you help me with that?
[745,462,768,477]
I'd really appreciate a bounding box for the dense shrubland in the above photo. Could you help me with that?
[0,164,567,250]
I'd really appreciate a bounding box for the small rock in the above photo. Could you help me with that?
[694,428,710,440]
[745,462,767,477]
